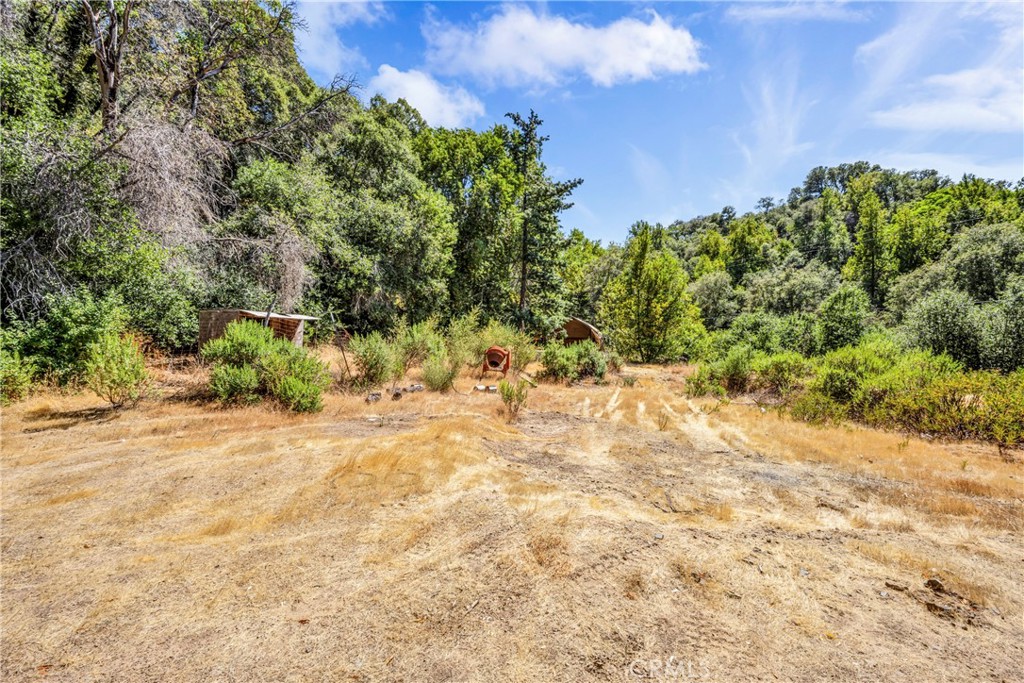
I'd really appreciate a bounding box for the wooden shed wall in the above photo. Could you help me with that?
[198,310,307,348]
[198,310,243,347]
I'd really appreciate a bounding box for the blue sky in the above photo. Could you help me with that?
[294,1,1024,244]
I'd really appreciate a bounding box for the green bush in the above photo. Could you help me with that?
[685,364,725,398]
[540,341,607,382]
[718,344,756,393]
[209,364,260,404]
[789,390,847,424]
[752,351,809,395]
[812,339,898,403]
[816,285,870,353]
[23,289,127,383]
[201,319,276,367]
[348,331,401,387]
[84,332,149,409]
[498,378,529,422]
[903,288,983,368]
[201,320,331,412]
[979,276,1024,373]
[852,351,961,423]
[712,311,782,357]
[0,350,35,405]
[474,320,536,372]
[776,313,821,357]
[422,346,458,392]
[396,319,442,372]
[275,373,329,413]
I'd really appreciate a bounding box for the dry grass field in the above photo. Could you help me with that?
[2,361,1022,682]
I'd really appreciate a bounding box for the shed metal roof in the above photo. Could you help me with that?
[200,309,319,321]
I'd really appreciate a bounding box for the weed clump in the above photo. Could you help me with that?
[85,332,149,409]
[499,378,529,422]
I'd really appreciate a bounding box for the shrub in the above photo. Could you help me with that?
[718,344,756,393]
[540,343,577,381]
[752,351,809,395]
[979,275,1024,372]
[685,364,725,398]
[396,319,442,372]
[84,332,149,409]
[275,373,329,413]
[422,347,458,392]
[0,350,35,405]
[790,390,847,424]
[776,313,821,357]
[540,341,607,382]
[201,320,331,412]
[24,289,127,383]
[348,331,401,387]
[852,351,962,424]
[714,311,782,357]
[209,364,260,404]
[498,378,529,422]
[817,285,870,353]
[903,288,983,368]
[201,319,276,366]
[812,340,896,403]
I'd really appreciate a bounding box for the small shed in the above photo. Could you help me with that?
[198,309,319,348]
[557,317,603,348]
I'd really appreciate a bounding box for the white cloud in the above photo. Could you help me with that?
[858,3,1023,134]
[870,67,1022,133]
[368,65,485,128]
[424,6,705,89]
[726,2,865,23]
[294,1,388,83]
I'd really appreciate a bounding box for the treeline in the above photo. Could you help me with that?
[2,2,1023,439]
[1,0,579,354]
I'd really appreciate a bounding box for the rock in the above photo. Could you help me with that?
[880,591,890,599]
[799,568,810,578]
[391,390,403,401]
[885,580,908,592]
[654,533,664,540]
[365,392,382,403]
[925,578,945,593]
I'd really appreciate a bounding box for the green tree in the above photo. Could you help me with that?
[560,228,605,321]
[846,189,895,306]
[505,111,582,332]
[725,214,775,282]
[600,223,706,362]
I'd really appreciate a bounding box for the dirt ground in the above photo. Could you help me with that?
[2,363,1022,682]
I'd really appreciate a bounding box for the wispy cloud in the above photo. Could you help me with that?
[726,2,866,24]
[720,52,814,206]
[294,1,389,83]
[857,2,1022,134]
[368,65,485,128]
[628,144,672,198]
[423,6,705,89]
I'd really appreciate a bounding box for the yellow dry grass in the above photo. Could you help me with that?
[2,363,1022,682]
